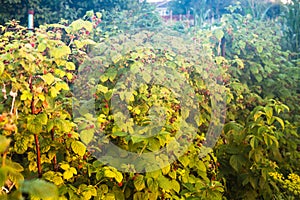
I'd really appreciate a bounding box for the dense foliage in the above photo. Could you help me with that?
[0,1,299,200]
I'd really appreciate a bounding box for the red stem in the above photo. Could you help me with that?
[29,75,42,178]
[34,134,42,178]
[51,128,58,171]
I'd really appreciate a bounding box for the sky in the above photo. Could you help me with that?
[146,0,291,3]
[146,0,170,2]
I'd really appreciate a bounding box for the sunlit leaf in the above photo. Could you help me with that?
[0,135,11,153]
[80,129,94,145]
[66,62,76,70]
[134,175,145,191]
[71,141,86,156]
[42,73,55,85]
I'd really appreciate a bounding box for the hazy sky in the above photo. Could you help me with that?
[146,0,291,3]
[146,0,168,2]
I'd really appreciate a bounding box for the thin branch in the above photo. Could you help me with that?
[29,75,42,178]
[51,128,58,171]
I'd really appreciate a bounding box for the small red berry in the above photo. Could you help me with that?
[31,43,35,48]
[118,182,123,187]
[67,133,72,138]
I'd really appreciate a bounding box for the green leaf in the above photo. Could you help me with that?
[133,192,146,200]
[178,156,190,167]
[112,131,128,137]
[274,116,284,130]
[55,82,69,91]
[250,66,259,74]
[100,74,109,82]
[99,184,109,194]
[263,134,273,147]
[75,39,96,49]
[255,74,263,82]
[0,168,7,187]
[134,175,145,191]
[37,43,47,52]
[51,45,71,59]
[253,111,264,121]
[103,167,123,183]
[20,179,58,199]
[27,118,42,134]
[112,53,122,64]
[157,176,172,191]
[107,68,117,82]
[147,178,158,192]
[36,113,48,125]
[80,129,94,145]
[229,155,243,171]
[214,29,224,41]
[264,106,273,120]
[215,56,225,65]
[196,161,206,172]
[161,165,170,175]
[171,180,180,193]
[96,12,102,18]
[85,10,94,17]
[238,40,246,50]
[235,58,244,69]
[70,19,93,32]
[71,141,86,156]
[250,136,258,149]
[42,73,55,85]
[97,85,108,93]
[0,136,11,153]
[256,46,263,53]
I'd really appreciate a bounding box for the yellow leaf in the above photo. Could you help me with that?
[63,170,73,180]
[42,73,55,85]
[253,111,264,121]
[60,163,70,170]
[0,61,4,76]
[50,87,59,98]
[66,62,76,70]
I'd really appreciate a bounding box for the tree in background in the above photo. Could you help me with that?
[168,0,285,27]
[0,0,140,26]
[169,0,235,19]
[280,0,300,55]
